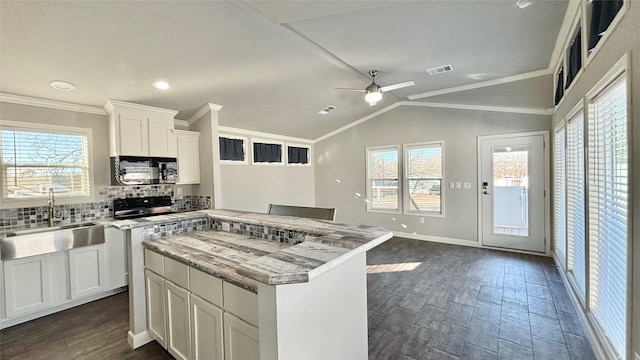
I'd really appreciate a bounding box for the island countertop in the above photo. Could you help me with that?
[141,209,393,290]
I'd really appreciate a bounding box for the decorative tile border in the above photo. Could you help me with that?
[0,185,211,233]
[141,217,212,240]
[211,218,319,245]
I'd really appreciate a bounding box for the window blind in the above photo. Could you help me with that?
[588,74,627,358]
[566,111,586,298]
[1,128,90,199]
[554,126,567,267]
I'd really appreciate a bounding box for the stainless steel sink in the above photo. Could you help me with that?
[1,222,105,260]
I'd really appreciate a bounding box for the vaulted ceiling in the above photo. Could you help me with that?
[0,1,568,139]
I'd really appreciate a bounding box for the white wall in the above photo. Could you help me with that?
[314,103,551,244]
[218,130,315,213]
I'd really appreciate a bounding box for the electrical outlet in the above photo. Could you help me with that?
[177,187,183,195]
[420,217,424,224]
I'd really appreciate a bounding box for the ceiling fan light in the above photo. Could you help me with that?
[365,83,383,104]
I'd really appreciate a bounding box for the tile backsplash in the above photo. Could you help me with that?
[0,185,211,233]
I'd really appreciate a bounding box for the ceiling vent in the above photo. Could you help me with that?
[318,105,337,115]
[427,64,454,76]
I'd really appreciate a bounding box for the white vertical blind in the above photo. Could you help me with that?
[554,126,567,267]
[566,111,586,298]
[588,74,627,358]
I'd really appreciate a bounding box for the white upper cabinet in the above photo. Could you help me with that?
[105,100,178,157]
[175,130,200,184]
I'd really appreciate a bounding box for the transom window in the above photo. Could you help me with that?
[1,123,91,201]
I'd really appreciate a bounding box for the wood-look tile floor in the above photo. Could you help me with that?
[367,237,596,360]
[0,237,596,360]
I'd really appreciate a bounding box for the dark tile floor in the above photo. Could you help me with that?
[367,237,596,360]
[0,237,596,359]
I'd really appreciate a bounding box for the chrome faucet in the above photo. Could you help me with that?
[48,187,61,226]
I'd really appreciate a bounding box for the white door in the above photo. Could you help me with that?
[69,244,106,299]
[4,255,52,317]
[145,269,167,347]
[223,312,259,360]
[165,280,191,360]
[479,133,547,253]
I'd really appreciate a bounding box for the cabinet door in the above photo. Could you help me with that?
[145,270,166,347]
[4,255,52,317]
[165,280,191,360]
[69,244,106,299]
[223,312,259,360]
[118,114,149,156]
[105,227,128,289]
[176,132,200,184]
[190,293,224,360]
[149,117,177,157]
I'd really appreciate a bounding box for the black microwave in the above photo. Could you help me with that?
[110,156,178,185]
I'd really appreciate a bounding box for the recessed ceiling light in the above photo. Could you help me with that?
[153,80,171,90]
[516,0,534,8]
[49,80,75,91]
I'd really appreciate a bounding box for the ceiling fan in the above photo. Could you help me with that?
[336,70,415,106]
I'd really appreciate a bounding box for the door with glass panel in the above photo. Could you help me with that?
[479,133,546,253]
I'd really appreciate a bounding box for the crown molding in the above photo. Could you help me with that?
[174,119,190,128]
[188,103,224,125]
[219,126,313,144]
[0,93,106,115]
[407,69,552,100]
[103,99,178,116]
[313,101,552,143]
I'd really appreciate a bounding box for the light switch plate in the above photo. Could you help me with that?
[449,182,455,189]
[463,182,471,189]
[456,182,462,189]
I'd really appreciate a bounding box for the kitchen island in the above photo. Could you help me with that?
[113,209,392,360]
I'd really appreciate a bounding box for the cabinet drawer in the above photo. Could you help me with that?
[144,249,164,276]
[223,282,258,327]
[165,257,189,289]
[190,268,223,308]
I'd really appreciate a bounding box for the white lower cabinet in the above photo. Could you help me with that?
[223,312,260,360]
[165,280,191,360]
[4,254,53,317]
[69,244,106,299]
[144,250,259,360]
[190,293,224,360]
[145,269,166,347]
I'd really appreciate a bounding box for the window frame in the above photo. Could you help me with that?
[403,141,445,217]
[366,145,401,214]
[0,120,95,207]
[219,134,248,165]
[251,138,284,166]
[285,143,312,167]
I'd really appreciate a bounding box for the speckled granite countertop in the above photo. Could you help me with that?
[142,209,393,290]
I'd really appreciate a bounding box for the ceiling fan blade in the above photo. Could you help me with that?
[335,87,366,92]
[380,80,415,92]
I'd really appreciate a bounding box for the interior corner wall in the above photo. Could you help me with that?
[189,110,221,207]
[218,132,315,213]
[313,105,550,244]
[549,2,640,357]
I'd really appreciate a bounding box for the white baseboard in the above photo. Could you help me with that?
[551,253,607,360]
[128,329,153,349]
[393,232,480,248]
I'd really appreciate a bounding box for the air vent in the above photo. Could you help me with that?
[318,105,337,115]
[427,64,454,76]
